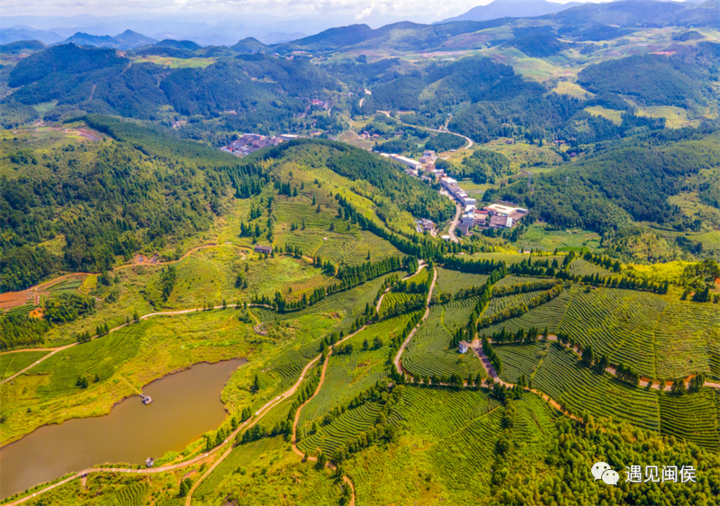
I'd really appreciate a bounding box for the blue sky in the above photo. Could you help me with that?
[1,0,607,24]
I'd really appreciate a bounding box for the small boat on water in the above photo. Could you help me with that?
[141,395,153,405]
[146,457,155,468]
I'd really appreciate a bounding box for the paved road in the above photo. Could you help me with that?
[378,111,473,149]
[447,203,462,243]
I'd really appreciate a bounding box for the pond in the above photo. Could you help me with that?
[0,358,245,500]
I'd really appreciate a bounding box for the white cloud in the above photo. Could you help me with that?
[0,0,610,23]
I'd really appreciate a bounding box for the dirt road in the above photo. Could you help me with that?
[393,266,437,375]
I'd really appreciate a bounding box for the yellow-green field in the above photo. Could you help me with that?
[132,55,216,68]
[584,106,624,125]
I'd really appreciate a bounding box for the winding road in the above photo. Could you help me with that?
[6,325,367,506]
[377,111,473,150]
[375,261,425,313]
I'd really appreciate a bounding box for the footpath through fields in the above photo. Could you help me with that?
[393,266,438,374]
[185,326,366,506]
[0,303,273,385]
[5,326,364,506]
[0,243,249,312]
[375,261,426,313]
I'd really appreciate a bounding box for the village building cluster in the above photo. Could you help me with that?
[221,133,301,157]
[381,148,528,238]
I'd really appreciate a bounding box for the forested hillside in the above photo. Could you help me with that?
[488,128,720,233]
[0,118,268,290]
[0,118,451,291]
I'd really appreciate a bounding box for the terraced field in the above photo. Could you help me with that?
[379,292,422,317]
[254,273,398,328]
[658,389,720,452]
[343,230,403,266]
[654,302,720,379]
[440,296,480,333]
[267,348,309,390]
[46,278,83,295]
[481,286,574,335]
[511,394,559,459]
[113,481,149,505]
[557,288,666,377]
[493,342,550,384]
[532,345,661,431]
[297,315,411,433]
[32,322,148,397]
[193,433,340,505]
[299,401,391,455]
[483,290,546,318]
[434,268,488,295]
[399,386,501,438]
[402,306,486,379]
[426,406,501,494]
[3,303,34,317]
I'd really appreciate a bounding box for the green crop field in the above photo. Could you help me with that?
[297,315,410,433]
[434,267,488,295]
[533,345,661,431]
[567,259,613,277]
[402,306,486,380]
[510,224,602,252]
[654,302,720,379]
[0,351,50,379]
[483,290,546,318]
[481,286,574,335]
[493,342,551,383]
[557,288,665,377]
[658,389,720,452]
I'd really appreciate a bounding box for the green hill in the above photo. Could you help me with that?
[577,53,703,108]
[232,37,268,54]
[0,39,46,55]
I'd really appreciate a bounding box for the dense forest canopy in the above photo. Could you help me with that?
[489,128,720,233]
[0,117,269,290]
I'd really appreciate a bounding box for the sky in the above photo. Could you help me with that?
[1,0,610,24]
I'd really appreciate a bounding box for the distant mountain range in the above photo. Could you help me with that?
[1,0,715,53]
[440,0,580,23]
[0,26,63,45]
[61,30,157,49]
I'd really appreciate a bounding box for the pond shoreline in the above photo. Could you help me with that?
[0,358,246,500]
[1,356,247,448]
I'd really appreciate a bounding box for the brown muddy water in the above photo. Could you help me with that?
[0,358,245,500]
